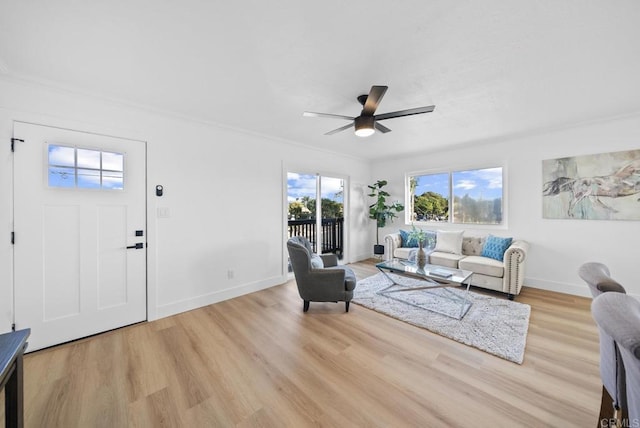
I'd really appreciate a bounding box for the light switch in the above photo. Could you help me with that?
[157,207,170,218]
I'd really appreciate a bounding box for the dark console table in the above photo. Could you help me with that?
[0,329,30,428]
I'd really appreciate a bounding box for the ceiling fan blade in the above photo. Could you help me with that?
[362,86,388,116]
[324,122,354,135]
[375,105,435,121]
[303,111,355,120]
[375,122,392,133]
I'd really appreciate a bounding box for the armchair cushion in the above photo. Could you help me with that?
[310,254,324,269]
[320,253,338,267]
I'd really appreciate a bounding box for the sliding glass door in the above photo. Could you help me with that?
[287,172,346,266]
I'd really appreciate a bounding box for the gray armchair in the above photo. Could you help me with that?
[578,262,627,423]
[592,292,640,426]
[287,236,356,312]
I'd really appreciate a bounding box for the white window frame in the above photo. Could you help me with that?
[405,164,508,229]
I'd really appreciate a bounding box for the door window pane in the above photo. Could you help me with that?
[48,144,125,190]
[77,169,101,189]
[48,145,75,167]
[102,172,124,190]
[102,152,124,171]
[48,166,76,188]
[320,176,344,218]
[77,149,100,169]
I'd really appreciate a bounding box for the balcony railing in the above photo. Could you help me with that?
[288,217,344,257]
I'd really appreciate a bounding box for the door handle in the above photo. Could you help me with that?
[127,243,144,249]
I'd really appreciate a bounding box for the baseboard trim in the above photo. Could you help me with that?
[524,277,592,297]
[153,274,287,320]
[353,252,380,263]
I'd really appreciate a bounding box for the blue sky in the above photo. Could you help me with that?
[287,173,343,202]
[414,167,502,200]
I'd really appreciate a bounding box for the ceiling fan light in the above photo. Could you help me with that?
[354,116,375,137]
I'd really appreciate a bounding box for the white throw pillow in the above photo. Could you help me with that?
[434,230,464,255]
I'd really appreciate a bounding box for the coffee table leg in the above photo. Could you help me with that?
[459,275,471,319]
[376,267,400,293]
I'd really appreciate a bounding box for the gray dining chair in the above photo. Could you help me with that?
[592,292,640,427]
[578,262,627,423]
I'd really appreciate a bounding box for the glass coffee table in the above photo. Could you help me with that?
[375,259,474,320]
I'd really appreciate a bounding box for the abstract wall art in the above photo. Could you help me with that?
[542,149,640,220]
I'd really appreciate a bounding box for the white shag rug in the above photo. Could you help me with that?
[353,273,531,364]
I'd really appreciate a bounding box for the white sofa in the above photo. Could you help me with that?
[383,232,529,300]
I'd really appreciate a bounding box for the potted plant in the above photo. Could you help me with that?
[368,180,404,255]
[408,224,428,269]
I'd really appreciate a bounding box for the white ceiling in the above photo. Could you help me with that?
[1,1,640,160]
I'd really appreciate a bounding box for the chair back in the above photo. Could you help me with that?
[579,262,627,412]
[287,236,313,284]
[592,292,640,423]
[578,262,626,297]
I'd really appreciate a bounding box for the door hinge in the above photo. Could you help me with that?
[11,231,14,245]
[11,138,24,152]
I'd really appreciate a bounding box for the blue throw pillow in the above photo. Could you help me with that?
[310,253,324,269]
[481,235,513,261]
[399,229,419,248]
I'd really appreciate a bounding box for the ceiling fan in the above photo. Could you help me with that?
[303,85,435,137]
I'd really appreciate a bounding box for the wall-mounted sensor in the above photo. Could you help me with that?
[156,185,163,197]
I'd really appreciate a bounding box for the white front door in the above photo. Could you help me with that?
[13,122,147,351]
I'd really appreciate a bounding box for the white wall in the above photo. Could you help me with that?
[372,114,640,298]
[0,77,372,333]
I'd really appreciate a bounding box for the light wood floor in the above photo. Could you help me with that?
[15,259,601,427]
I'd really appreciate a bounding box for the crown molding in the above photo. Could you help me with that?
[0,72,369,163]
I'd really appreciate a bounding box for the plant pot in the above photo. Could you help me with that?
[373,244,385,255]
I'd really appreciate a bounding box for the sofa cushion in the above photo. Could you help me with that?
[470,273,504,292]
[434,230,464,255]
[429,251,466,269]
[462,236,484,256]
[459,256,504,278]
[394,247,415,260]
[481,235,513,261]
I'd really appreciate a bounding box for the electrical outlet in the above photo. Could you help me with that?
[227,269,234,279]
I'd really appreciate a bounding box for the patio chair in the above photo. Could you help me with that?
[287,236,356,312]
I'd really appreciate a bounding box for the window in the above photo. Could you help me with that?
[409,173,450,222]
[408,166,504,225]
[48,145,124,190]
